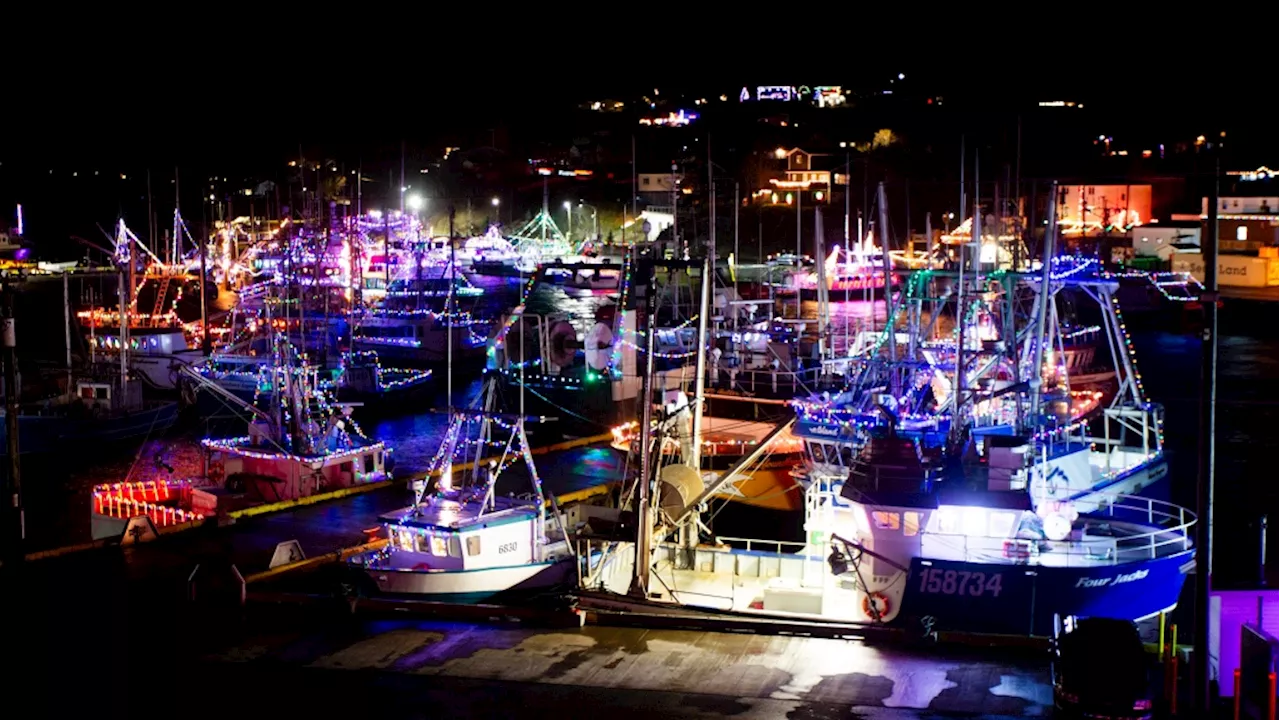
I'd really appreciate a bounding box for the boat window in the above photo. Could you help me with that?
[903,512,921,537]
[872,511,900,531]
[988,510,1016,538]
[430,536,448,556]
[364,454,375,473]
[466,535,481,556]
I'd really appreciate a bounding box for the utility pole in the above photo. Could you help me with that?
[1,285,22,568]
[1193,158,1220,715]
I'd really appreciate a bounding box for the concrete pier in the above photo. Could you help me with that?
[195,619,1055,718]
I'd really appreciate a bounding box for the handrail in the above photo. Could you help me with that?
[925,492,1195,566]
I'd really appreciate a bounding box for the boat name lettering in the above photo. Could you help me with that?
[1074,568,1148,589]
[917,567,1003,598]
[498,542,519,554]
[801,423,842,438]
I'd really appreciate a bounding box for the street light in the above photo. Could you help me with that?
[774,147,787,159]
[407,194,424,212]
[578,201,598,241]
[491,197,500,207]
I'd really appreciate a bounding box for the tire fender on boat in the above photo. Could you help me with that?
[862,592,891,621]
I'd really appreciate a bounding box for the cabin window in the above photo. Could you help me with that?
[872,511,900,531]
[341,461,353,476]
[466,536,481,556]
[364,455,375,473]
[430,536,448,556]
[988,511,1016,538]
[903,512,921,537]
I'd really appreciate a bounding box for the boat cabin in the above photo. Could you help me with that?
[74,379,144,414]
[377,498,542,572]
[88,327,192,355]
[200,434,388,506]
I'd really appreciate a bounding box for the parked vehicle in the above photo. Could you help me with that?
[1051,616,1155,719]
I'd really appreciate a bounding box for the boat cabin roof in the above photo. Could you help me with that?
[380,498,536,533]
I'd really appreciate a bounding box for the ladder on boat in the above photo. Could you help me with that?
[151,275,172,319]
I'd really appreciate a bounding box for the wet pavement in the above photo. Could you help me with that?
[190,619,1054,719]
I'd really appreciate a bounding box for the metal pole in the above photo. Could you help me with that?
[876,183,896,364]
[63,272,72,397]
[691,252,712,470]
[1194,159,1220,714]
[447,207,456,412]
[844,151,851,247]
[2,286,22,565]
[631,260,657,597]
[1029,184,1058,425]
[796,188,802,319]
[733,182,740,289]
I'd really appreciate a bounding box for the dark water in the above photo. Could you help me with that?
[1129,303,1279,589]
[13,279,1280,591]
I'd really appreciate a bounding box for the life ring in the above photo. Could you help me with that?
[208,461,225,484]
[862,592,891,621]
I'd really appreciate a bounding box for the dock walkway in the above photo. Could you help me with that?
[192,618,1054,718]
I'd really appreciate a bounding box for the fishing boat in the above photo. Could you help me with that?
[611,413,806,512]
[4,374,180,456]
[97,334,390,539]
[350,376,577,600]
[333,350,434,413]
[789,244,900,301]
[577,186,1193,637]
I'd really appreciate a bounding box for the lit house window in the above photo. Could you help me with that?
[1237,226,1248,241]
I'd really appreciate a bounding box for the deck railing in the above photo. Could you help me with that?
[924,492,1195,566]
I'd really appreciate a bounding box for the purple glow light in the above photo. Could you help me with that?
[15,204,22,236]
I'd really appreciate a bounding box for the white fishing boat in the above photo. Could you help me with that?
[351,380,577,601]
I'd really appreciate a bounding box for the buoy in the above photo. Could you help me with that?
[862,592,891,621]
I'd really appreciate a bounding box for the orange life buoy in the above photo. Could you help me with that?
[862,592,891,621]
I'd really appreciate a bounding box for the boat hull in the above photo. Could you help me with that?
[899,549,1193,636]
[0,402,180,456]
[363,557,577,602]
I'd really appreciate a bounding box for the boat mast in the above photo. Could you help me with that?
[630,259,657,598]
[1029,183,1058,425]
[62,272,72,397]
[813,206,829,366]
[116,220,130,389]
[876,183,897,376]
[446,207,455,413]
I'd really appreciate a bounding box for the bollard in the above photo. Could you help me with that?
[1234,669,1241,720]
[1159,611,1166,659]
[1270,672,1276,720]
